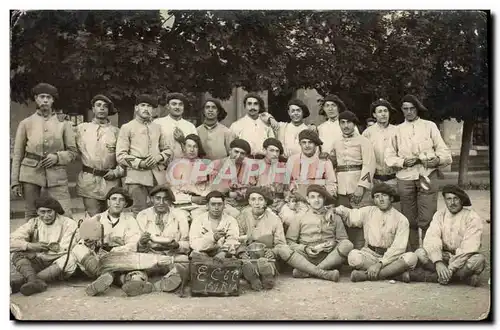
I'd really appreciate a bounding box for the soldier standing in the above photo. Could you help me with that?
[11,83,77,220]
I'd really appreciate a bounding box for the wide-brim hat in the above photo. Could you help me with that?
[319,94,347,116]
[442,184,471,207]
[149,184,176,203]
[105,187,134,208]
[185,133,207,158]
[245,186,274,206]
[203,98,227,121]
[287,99,310,118]
[401,94,428,113]
[371,183,400,203]
[298,129,323,146]
[306,185,336,206]
[243,93,266,113]
[32,83,58,99]
[338,110,360,124]
[369,98,397,115]
[91,94,116,115]
[35,196,65,215]
[135,94,158,108]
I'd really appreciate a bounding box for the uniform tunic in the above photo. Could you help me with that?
[287,152,337,198]
[11,112,78,188]
[339,206,409,266]
[116,117,171,187]
[286,208,348,253]
[75,120,124,200]
[229,115,275,155]
[136,206,190,254]
[197,122,235,160]
[362,123,398,178]
[189,213,240,252]
[385,118,452,181]
[423,208,483,272]
[154,116,198,159]
[237,208,286,249]
[317,119,359,154]
[275,122,310,157]
[331,133,376,195]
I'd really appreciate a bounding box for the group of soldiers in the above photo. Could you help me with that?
[10,82,486,298]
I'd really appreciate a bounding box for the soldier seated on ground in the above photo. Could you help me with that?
[332,183,417,283]
[235,187,287,291]
[136,185,190,293]
[280,185,353,282]
[411,185,486,287]
[189,190,240,261]
[66,187,156,297]
[10,196,79,296]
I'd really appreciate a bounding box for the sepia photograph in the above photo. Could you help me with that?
[8,9,491,321]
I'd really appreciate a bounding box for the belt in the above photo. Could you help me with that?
[82,165,108,177]
[336,165,362,172]
[24,152,44,161]
[374,173,396,181]
[368,244,387,255]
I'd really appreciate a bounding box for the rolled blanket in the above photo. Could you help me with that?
[99,252,187,274]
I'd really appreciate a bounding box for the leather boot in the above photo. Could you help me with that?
[408,268,439,283]
[10,272,25,294]
[257,258,276,290]
[350,270,369,282]
[37,263,63,283]
[85,272,114,296]
[453,266,481,286]
[80,253,101,279]
[156,265,182,293]
[121,271,154,297]
[13,257,47,296]
[317,249,347,270]
[378,259,409,280]
[242,260,263,291]
[286,252,339,282]
[292,269,310,278]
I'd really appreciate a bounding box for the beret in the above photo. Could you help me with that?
[91,94,116,115]
[230,138,252,155]
[32,83,58,99]
[245,186,274,206]
[149,184,176,203]
[319,94,347,116]
[287,99,310,118]
[369,98,396,115]
[106,187,134,208]
[371,183,400,203]
[306,185,335,206]
[35,196,64,215]
[298,129,323,146]
[401,94,428,113]
[166,93,188,106]
[263,138,284,155]
[135,94,158,108]
[338,110,360,124]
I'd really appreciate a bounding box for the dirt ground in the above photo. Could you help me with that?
[9,191,491,321]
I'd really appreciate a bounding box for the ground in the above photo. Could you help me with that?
[10,191,491,321]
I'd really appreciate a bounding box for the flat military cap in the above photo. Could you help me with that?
[298,129,323,146]
[319,94,347,116]
[287,99,310,118]
[91,94,116,115]
[442,184,471,207]
[203,98,227,121]
[243,93,266,113]
[32,83,58,99]
[371,183,400,203]
[135,94,158,108]
[35,196,65,215]
[105,187,134,208]
[306,185,336,206]
[230,138,252,155]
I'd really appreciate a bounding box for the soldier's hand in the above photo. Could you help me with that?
[367,262,383,280]
[435,261,452,284]
[259,112,272,124]
[403,158,419,168]
[165,240,180,250]
[213,251,226,263]
[425,157,440,168]
[213,231,225,242]
[144,156,157,168]
[308,124,318,134]
[173,127,185,142]
[318,152,330,160]
[27,242,49,252]
[239,251,251,259]
[305,246,320,257]
[264,249,275,260]
[11,185,23,197]
[228,191,239,199]
[351,186,365,205]
[40,153,58,168]
[139,232,151,245]
[102,171,115,181]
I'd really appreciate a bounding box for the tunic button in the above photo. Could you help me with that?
[44,129,48,132]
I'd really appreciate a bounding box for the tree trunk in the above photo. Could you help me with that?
[457,119,474,187]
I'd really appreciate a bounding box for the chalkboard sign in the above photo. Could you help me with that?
[190,259,242,297]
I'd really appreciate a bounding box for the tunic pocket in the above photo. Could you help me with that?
[21,158,39,168]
